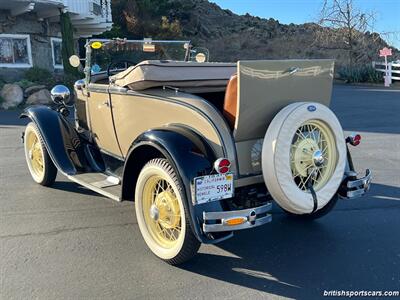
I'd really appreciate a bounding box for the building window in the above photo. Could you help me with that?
[0,34,32,68]
[51,38,63,69]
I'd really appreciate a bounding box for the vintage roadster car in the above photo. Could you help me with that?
[21,39,371,265]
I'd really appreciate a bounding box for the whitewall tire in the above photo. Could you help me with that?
[262,102,346,215]
[135,158,200,265]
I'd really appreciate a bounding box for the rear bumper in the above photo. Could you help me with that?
[203,202,272,233]
[343,169,372,199]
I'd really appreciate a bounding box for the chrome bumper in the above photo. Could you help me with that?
[345,169,372,199]
[202,202,272,233]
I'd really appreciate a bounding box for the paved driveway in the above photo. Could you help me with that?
[1,85,399,299]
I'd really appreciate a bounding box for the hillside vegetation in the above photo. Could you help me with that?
[104,0,397,68]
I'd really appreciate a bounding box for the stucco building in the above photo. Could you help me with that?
[0,0,112,80]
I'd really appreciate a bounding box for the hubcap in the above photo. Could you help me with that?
[290,120,337,191]
[312,150,325,167]
[149,204,159,221]
[142,176,182,248]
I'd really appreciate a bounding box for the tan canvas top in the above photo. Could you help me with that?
[110,60,237,91]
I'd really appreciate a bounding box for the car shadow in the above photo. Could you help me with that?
[179,182,400,298]
[51,180,101,197]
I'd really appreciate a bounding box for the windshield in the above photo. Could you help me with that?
[87,39,190,75]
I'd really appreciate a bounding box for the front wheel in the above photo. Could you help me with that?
[24,122,57,186]
[135,158,200,265]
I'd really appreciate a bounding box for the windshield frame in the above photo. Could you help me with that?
[84,38,192,84]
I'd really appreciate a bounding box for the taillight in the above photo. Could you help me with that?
[346,133,361,146]
[214,158,231,174]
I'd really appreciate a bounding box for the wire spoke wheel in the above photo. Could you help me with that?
[24,122,57,186]
[26,127,45,179]
[135,158,200,264]
[142,175,182,249]
[290,119,337,192]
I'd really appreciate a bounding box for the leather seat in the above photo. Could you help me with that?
[223,74,238,129]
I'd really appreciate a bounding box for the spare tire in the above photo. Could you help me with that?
[262,102,346,215]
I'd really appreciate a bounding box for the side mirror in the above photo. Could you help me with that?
[69,55,81,68]
[51,85,71,105]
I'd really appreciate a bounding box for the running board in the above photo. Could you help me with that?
[67,173,121,202]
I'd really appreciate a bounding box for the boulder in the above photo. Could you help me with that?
[24,85,46,97]
[26,89,52,105]
[0,84,24,109]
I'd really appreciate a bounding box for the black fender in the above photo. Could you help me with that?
[122,126,228,243]
[20,105,87,175]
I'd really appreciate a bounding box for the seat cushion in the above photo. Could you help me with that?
[223,74,238,129]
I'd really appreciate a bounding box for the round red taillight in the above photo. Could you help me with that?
[214,158,231,174]
[353,134,361,146]
[346,133,362,146]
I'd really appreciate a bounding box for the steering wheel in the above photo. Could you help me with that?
[107,59,136,77]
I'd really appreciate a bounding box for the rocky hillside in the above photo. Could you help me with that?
[107,0,398,67]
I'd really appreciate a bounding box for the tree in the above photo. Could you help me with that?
[316,0,376,68]
[60,11,80,76]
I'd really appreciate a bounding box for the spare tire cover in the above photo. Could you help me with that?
[262,102,346,214]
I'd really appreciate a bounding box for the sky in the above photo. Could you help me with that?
[212,0,400,48]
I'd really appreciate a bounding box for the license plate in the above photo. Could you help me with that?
[193,173,234,205]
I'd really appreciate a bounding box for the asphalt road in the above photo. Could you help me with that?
[1,85,399,299]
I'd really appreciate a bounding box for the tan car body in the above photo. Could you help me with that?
[77,59,334,188]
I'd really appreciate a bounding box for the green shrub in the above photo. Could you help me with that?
[24,67,52,85]
[338,65,383,83]
[15,79,35,89]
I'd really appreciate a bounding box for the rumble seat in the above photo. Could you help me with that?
[223,74,238,129]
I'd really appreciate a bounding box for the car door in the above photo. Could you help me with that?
[86,83,123,157]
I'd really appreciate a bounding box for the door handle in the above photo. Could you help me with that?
[103,101,110,107]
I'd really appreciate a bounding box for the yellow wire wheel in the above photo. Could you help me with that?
[290,119,337,192]
[142,175,182,249]
[24,122,57,186]
[135,158,200,264]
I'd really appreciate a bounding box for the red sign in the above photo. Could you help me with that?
[379,47,392,57]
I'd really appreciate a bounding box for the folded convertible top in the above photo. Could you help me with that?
[110,60,236,92]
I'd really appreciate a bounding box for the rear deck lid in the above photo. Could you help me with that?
[234,59,334,142]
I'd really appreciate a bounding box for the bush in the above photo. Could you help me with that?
[15,79,35,89]
[24,67,52,85]
[338,65,383,83]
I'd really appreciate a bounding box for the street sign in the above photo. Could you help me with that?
[379,47,392,57]
[379,47,393,87]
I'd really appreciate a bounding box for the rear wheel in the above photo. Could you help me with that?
[24,122,57,186]
[135,158,200,265]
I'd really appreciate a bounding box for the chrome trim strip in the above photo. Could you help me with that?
[346,169,372,199]
[347,169,372,189]
[204,215,272,233]
[202,202,272,233]
[204,202,271,220]
[347,189,366,199]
